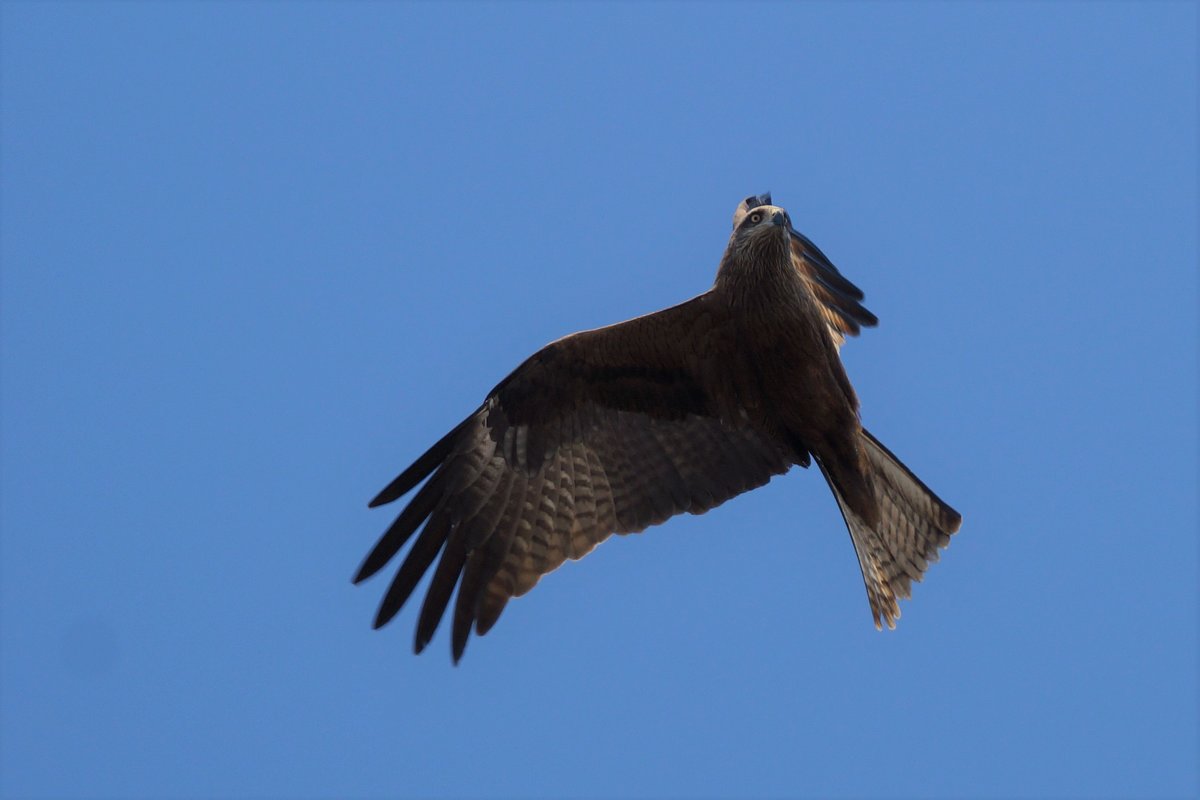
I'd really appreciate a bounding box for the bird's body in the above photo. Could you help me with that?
[357,196,961,661]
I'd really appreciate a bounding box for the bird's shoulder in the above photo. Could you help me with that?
[484,290,733,430]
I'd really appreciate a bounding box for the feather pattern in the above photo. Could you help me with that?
[357,196,962,661]
[733,192,878,348]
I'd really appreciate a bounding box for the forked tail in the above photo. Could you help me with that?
[820,428,963,629]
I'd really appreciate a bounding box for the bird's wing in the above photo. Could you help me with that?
[356,293,796,661]
[734,193,878,348]
[788,231,879,347]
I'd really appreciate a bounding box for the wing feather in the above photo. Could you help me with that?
[354,472,445,584]
[581,444,617,542]
[367,416,473,508]
[557,442,580,560]
[373,510,450,630]
[360,293,799,660]
[413,521,466,653]
[451,548,489,661]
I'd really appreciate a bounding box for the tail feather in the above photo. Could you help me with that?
[823,428,962,629]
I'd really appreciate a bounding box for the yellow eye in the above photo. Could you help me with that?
[749,211,763,224]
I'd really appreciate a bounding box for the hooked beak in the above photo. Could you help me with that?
[770,210,788,227]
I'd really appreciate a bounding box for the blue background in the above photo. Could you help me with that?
[2,3,1196,798]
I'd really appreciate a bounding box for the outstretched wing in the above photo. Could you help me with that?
[734,193,878,347]
[356,293,798,661]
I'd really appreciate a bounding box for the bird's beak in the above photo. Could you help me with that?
[770,210,788,227]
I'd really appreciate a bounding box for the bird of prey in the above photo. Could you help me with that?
[356,193,962,662]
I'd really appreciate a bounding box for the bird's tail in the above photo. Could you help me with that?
[820,428,962,629]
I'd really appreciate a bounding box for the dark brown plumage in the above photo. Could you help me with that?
[356,195,962,662]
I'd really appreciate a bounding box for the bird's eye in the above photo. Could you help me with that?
[749,212,763,224]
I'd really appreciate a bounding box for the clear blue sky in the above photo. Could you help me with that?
[2,2,1196,798]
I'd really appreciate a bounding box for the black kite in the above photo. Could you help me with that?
[356,194,962,662]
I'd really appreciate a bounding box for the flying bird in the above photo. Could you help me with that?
[356,194,962,662]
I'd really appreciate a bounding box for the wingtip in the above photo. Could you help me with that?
[353,554,386,585]
[373,604,399,630]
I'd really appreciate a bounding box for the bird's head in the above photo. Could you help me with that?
[731,192,773,229]
[729,202,793,258]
